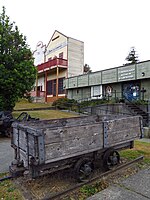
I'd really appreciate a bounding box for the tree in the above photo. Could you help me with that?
[125,47,139,64]
[0,7,36,111]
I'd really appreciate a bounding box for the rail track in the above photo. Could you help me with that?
[42,155,144,200]
[0,156,144,199]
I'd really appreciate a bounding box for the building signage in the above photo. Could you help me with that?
[46,42,67,55]
[118,67,135,81]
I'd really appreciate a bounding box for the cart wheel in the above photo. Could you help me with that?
[103,149,120,170]
[74,158,94,182]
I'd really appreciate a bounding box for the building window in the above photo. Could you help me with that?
[59,52,63,59]
[58,78,64,94]
[37,86,42,91]
[47,79,56,96]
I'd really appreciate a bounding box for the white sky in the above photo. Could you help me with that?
[1,0,150,72]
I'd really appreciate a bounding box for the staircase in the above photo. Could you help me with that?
[125,102,148,126]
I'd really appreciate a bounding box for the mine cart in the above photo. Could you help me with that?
[10,115,143,181]
[0,111,39,137]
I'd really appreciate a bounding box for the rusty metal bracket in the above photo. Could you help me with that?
[103,121,108,148]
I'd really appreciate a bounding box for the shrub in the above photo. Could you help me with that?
[52,98,77,110]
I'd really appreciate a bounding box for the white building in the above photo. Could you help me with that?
[32,30,84,102]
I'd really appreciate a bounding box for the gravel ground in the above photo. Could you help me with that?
[0,137,14,173]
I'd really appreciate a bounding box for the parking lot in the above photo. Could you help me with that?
[0,137,14,173]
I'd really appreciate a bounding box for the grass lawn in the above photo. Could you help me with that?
[120,140,150,165]
[13,110,78,119]
[0,173,23,200]
[14,98,52,110]
[13,98,78,119]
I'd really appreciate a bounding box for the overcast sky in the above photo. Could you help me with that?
[1,0,150,71]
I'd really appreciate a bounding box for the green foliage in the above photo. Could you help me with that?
[79,181,108,199]
[79,99,109,108]
[133,100,148,105]
[0,7,36,111]
[125,47,139,64]
[80,185,98,196]
[52,98,77,110]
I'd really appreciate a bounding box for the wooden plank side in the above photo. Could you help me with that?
[17,115,102,131]
[106,116,141,132]
[44,122,103,144]
[18,130,27,151]
[107,126,141,146]
[19,149,28,168]
[45,123,103,161]
[28,134,36,156]
[12,127,18,146]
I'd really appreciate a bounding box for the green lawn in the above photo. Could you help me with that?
[14,98,52,110]
[13,110,78,120]
[13,98,78,119]
[0,173,23,200]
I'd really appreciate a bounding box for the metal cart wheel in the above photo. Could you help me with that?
[74,158,94,182]
[103,149,120,170]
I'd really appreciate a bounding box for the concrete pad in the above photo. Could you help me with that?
[87,185,149,200]
[121,168,150,199]
[0,138,14,173]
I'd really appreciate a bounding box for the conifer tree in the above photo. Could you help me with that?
[125,47,139,64]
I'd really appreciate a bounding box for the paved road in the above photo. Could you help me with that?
[0,137,14,173]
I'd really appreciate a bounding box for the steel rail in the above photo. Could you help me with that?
[42,155,144,200]
[0,175,13,182]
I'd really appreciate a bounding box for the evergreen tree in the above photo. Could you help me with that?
[125,47,139,64]
[0,7,36,110]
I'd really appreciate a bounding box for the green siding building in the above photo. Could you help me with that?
[64,60,150,101]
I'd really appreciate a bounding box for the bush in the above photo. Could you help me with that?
[79,99,109,108]
[52,98,77,110]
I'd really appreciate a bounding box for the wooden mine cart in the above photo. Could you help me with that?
[10,115,143,181]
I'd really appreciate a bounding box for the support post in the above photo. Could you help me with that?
[45,71,47,103]
[56,66,59,99]
[35,72,38,97]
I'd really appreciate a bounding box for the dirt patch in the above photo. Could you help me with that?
[13,159,145,200]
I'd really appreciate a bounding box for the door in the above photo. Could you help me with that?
[122,82,140,101]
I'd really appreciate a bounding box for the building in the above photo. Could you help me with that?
[64,60,150,102]
[32,30,84,102]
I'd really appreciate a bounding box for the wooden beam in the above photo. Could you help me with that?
[56,66,59,99]
[45,71,47,102]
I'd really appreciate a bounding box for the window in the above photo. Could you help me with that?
[47,78,64,95]
[47,80,52,95]
[58,78,64,94]
[47,79,56,96]
[37,86,42,91]
[59,52,63,59]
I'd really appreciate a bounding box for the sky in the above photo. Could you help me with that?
[1,0,150,72]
